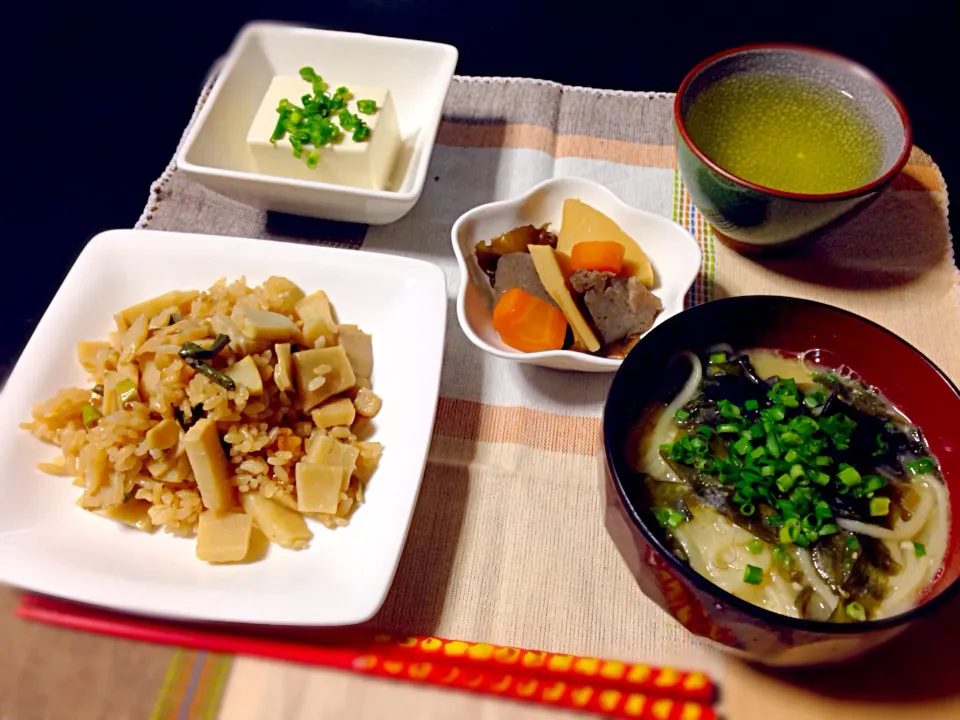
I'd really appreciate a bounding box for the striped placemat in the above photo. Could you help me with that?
[2,74,955,720]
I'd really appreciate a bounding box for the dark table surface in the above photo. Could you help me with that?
[3,1,957,374]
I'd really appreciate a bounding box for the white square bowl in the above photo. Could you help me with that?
[0,229,447,626]
[176,22,458,224]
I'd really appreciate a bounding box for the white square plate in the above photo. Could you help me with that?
[177,22,458,224]
[0,229,446,625]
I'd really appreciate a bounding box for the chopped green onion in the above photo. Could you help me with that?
[837,466,862,486]
[812,471,831,486]
[744,399,759,411]
[743,565,763,585]
[803,391,827,409]
[732,437,751,456]
[776,474,794,493]
[674,409,690,421]
[652,507,686,529]
[766,433,781,458]
[779,520,800,544]
[906,457,935,475]
[869,496,891,516]
[773,545,791,567]
[747,539,764,555]
[845,601,866,621]
[750,446,766,460]
[305,150,320,168]
[914,542,926,557]
[81,404,102,427]
[709,352,726,364]
[739,502,756,516]
[718,400,742,420]
[862,475,886,495]
[814,501,833,520]
[846,535,860,551]
[697,424,713,439]
[116,378,139,405]
[784,449,799,464]
[815,455,832,467]
[717,423,740,434]
[818,523,838,536]
[357,99,378,114]
[789,464,806,480]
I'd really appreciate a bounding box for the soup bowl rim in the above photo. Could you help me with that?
[603,294,960,635]
[674,42,913,203]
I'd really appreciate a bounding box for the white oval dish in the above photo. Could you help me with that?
[451,177,702,372]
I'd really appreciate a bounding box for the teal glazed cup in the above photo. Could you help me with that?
[674,44,912,251]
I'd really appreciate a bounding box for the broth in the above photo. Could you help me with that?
[632,348,949,622]
[684,74,885,194]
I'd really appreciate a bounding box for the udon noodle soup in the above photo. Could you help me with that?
[630,348,949,622]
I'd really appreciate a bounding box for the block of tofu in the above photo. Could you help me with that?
[247,75,402,190]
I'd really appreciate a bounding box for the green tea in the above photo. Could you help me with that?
[684,73,884,194]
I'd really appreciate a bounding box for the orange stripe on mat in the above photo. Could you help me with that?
[434,397,601,456]
[436,121,945,190]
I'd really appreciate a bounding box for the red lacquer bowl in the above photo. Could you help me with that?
[600,296,960,666]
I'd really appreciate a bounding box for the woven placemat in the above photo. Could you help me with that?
[1,74,955,720]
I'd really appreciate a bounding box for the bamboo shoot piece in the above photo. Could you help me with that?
[226,355,264,395]
[240,493,312,549]
[183,419,233,511]
[196,512,253,563]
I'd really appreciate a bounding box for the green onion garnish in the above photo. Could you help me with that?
[869,496,891,516]
[914,542,926,557]
[837,466,862,487]
[746,539,764,555]
[818,523,838,536]
[116,378,139,405]
[846,535,860,551]
[906,457,935,475]
[674,409,690,421]
[717,423,740,434]
[744,399,759,411]
[357,99,378,114]
[845,601,866,621]
[709,352,726,364]
[743,565,763,585]
[81,404,102,428]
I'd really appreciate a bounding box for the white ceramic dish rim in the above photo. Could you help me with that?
[0,229,447,626]
[451,177,702,370]
[176,21,458,202]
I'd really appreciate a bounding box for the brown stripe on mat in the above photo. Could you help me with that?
[0,587,173,720]
[434,397,601,456]
[436,120,943,191]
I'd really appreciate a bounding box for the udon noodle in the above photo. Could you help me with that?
[631,348,949,622]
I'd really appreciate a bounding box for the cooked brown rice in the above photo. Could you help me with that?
[22,276,382,564]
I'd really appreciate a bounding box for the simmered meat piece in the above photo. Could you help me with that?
[570,270,662,345]
[493,253,556,306]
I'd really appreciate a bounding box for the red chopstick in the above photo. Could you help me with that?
[17,594,719,720]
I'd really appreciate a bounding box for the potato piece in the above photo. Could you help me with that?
[77,341,112,374]
[183,419,233,511]
[353,442,383,482]
[119,314,148,364]
[295,462,344,514]
[240,493,312,549]
[296,290,338,346]
[274,343,293,392]
[146,418,180,451]
[116,290,199,330]
[196,512,253,563]
[292,346,356,411]
[238,307,300,341]
[226,355,264,394]
[263,276,305,314]
[307,436,360,488]
[311,398,356,428]
[337,324,373,379]
[353,388,382,418]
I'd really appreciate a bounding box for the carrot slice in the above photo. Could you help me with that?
[492,288,568,353]
[569,241,626,274]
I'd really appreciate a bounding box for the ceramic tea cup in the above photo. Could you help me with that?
[674,44,911,251]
